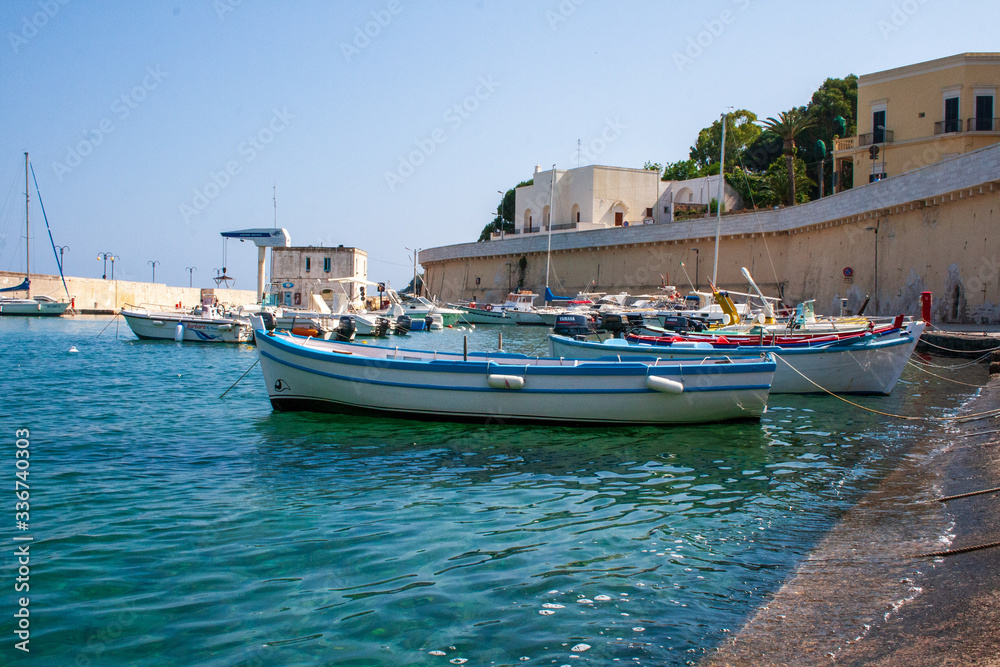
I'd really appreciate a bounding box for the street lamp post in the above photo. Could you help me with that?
[54,245,69,273]
[497,190,505,240]
[110,255,119,280]
[404,247,421,296]
[690,248,700,291]
[865,220,880,315]
[97,252,114,280]
[186,266,196,287]
[148,260,160,283]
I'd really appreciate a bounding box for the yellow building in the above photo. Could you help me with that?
[833,52,1000,190]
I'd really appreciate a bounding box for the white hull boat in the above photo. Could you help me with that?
[549,321,925,395]
[451,304,510,324]
[0,295,69,316]
[251,323,775,425]
[122,307,253,343]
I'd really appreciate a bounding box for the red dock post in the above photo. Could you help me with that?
[921,291,932,323]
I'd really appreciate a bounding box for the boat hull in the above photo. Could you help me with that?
[0,300,70,316]
[254,331,774,425]
[455,306,509,324]
[549,322,925,395]
[122,311,253,343]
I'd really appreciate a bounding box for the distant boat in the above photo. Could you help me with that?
[251,319,776,425]
[121,304,253,343]
[0,153,70,316]
[449,301,510,324]
[549,319,925,395]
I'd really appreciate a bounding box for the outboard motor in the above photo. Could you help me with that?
[553,313,595,337]
[259,311,276,331]
[661,315,707,333]
[395,314,412,335]
[336,315,356,342]
[373,316,391,338]
[599,313,627,337]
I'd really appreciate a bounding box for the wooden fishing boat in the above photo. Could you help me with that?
[251,320,776,425]
[550,320,925,395]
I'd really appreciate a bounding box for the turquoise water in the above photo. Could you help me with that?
[0,317,984,666]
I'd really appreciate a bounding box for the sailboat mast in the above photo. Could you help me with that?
[24,152,30,296]
[544,164,555,298]
[711,113,727,286]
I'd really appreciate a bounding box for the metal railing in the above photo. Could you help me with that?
[934,119,963,134]
[968,117,998,132]
[858,129,893,146]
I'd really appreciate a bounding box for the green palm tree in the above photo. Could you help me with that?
[760,109,815,205]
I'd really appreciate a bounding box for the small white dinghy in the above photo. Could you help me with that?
[250,317,776,425]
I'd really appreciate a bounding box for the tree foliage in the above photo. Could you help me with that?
[760,108,816,205]
[661,159,700,181]
[690,109,761,172]
[478,179,531,242]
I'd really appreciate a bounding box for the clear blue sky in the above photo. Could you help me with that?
[1,0,995,291]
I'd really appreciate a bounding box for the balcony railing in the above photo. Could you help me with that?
[968,117,998,132]
[858,129,893,146]
[833,137,855,151]
[934,119,963,134]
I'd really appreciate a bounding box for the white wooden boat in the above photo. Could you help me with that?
[251,321,775,425]
[121,305,253,343]
[549,320,925,395]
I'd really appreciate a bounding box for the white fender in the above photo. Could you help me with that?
[487,374,525,390]
[174,323,185,341]
[645,376,684,394]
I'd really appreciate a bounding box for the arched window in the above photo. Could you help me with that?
[571,203,580,224]
[523,208,532,231]
[542,205,550,229]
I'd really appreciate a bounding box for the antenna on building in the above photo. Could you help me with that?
[273,182,277,228]
[577,139,581,167]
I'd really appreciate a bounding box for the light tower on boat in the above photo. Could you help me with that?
[220,228,291,302]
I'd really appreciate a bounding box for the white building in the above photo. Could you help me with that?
[271,245,368,308]
[511,165,742,237]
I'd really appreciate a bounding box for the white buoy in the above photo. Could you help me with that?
[174,323,185,342]
[68,346,79,353]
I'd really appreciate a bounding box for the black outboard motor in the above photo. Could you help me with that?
[336,315,356,342]
[259,311,276,331]
[395,314,412,335]
[599,312,625,331]
[553,313,595,337]
[660,315,706,333]
[373,316,391,338]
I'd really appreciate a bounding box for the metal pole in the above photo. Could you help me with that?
[497,190,505,240]
[544,165,555,299]
[24,153,30,296]
[712,111,727,286]
[874,222,879,314]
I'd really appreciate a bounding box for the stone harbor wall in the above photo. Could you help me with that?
[0,271,257,314]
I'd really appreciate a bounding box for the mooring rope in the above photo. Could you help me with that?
[914,540,1000,559]
[909,349,996,369]
[905,361,989,388]
[219,358,259,399]
[774,355,1000,422]
[918,336,1000,354]
[935,486,1000,502]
